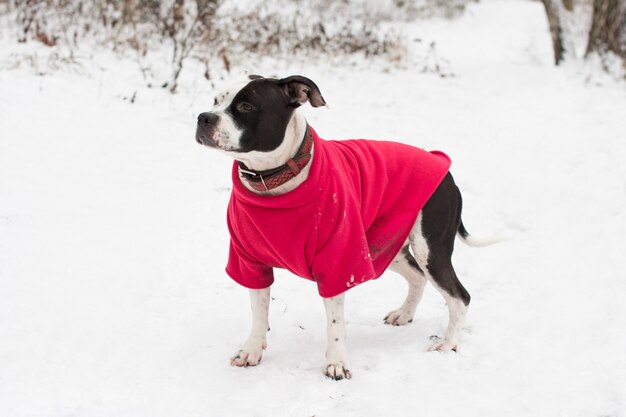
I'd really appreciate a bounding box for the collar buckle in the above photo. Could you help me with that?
[238,167,259,177]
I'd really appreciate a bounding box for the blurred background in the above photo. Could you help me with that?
[1,0,624,92]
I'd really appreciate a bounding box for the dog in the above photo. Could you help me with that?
[196,74,482,380]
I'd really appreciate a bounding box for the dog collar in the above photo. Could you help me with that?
[238,125,314,192]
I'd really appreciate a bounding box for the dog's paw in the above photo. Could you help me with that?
[230,342,266,367]
[324,363,352,380]
[428,335,457,352]
[384,309,414,326]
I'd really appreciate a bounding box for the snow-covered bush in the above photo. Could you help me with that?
[0,0,475,90]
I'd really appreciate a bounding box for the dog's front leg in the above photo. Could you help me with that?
[323,294,352,380]
[230,287,270,367]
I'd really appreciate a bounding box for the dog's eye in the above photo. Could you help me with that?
[237,102,255,112]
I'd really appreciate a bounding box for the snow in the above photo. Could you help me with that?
[1,1,626,416]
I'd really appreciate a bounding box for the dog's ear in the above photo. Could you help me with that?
[278,75,326,108]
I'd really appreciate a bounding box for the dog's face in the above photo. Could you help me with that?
[195,75,326,156]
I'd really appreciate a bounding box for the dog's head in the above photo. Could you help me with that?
[195,74,325,155]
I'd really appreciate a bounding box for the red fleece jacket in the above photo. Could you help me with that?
[226,128,451,298]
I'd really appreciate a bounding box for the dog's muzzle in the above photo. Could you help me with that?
[196,112,219,147]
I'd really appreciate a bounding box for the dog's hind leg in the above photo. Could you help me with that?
[427,270,469,352]
[384,245,428,326]
[411,173,471,352]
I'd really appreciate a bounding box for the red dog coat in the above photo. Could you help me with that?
[226,127,451,298]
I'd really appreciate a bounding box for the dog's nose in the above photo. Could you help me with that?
[197,112,218,128]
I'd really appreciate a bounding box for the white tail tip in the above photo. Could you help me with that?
[458,234,505,248]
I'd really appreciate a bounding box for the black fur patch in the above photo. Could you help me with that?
[226,78,296,153]
[421,173,471,306]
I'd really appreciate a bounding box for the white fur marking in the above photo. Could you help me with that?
[323,294,351,379]
[212,113,242,152]
[409,212,429,268]
[230,287,270,367]
[385,248,427,326]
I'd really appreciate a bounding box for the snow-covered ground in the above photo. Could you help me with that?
[1,1,625,416]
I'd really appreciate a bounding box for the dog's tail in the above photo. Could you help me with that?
[457,220,503,247]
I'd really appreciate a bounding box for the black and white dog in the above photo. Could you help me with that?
[196,74,484,380]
